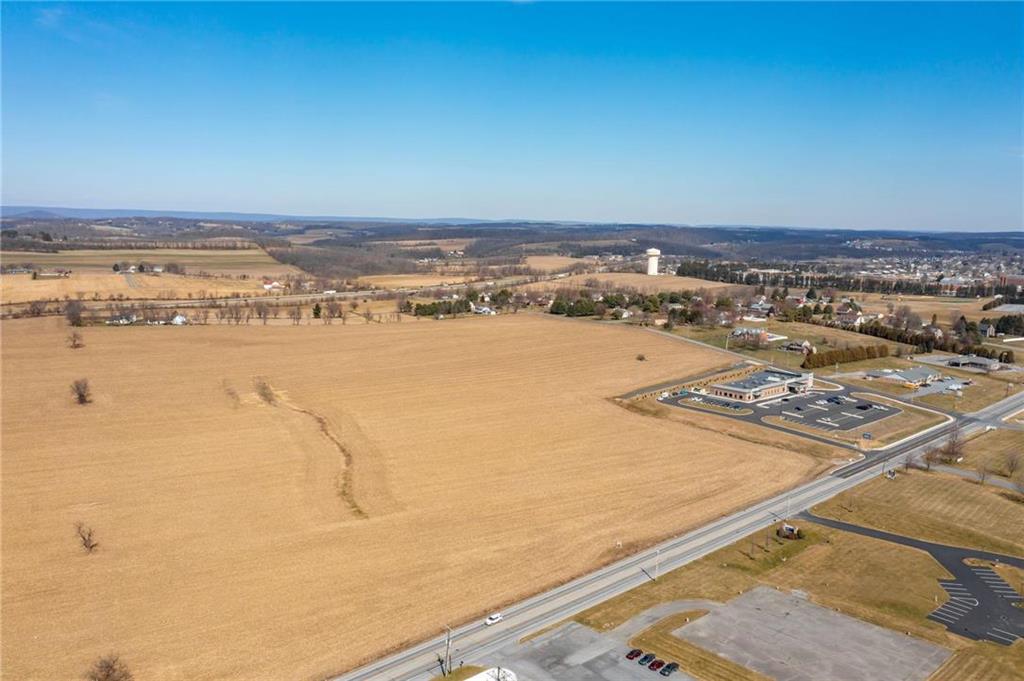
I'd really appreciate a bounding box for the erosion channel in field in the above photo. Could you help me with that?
[251,376,400,522]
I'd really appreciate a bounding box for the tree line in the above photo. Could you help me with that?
[801,344,889,369]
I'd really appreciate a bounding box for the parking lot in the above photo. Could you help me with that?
[803,513,1024,647]
[483,621,695,681]
[675,587,950,681]
[659,384,899,435]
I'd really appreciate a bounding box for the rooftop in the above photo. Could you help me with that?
[715,368,807,392]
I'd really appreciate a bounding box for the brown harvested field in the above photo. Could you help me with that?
[356,272,472,288]
[1,314,827,681]
[519,272,741,294]
[1,248,298,277]
[851,292,991,325]
[523,255,589,272]
[371,238,476,252]
[1,271,266,304]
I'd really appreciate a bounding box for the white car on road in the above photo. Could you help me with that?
[484,613,504,626]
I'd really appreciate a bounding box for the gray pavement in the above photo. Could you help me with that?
[675,587,951,681]
[484,621,697,681]
[799,513,1024,646]
[931,463,1021,492]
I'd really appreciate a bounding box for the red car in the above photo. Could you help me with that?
[625,648,643,660]
[649,659,665,672]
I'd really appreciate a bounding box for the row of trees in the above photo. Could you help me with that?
[982,297,1024,311]
[412,298,472,317]
[989,313,1024,336]
[804,317,1015,363]
[801,344,890,369]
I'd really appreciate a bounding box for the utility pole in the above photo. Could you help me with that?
[443,625,452,676]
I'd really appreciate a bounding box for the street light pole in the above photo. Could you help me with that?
[444,625,452,676]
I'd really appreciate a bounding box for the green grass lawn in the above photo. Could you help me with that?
[674,321,916,372]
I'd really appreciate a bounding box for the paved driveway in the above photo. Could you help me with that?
[799,513,1024,646]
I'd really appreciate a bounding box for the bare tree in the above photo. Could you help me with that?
[196,308,210,325]
[923,448,941,471]
[65,300,85,327]
[254,302,270,325]
[941,421,964,462]
[71,378,92,405]
[27,300,47,317]
[903,451,915,471]
[67,331,85,349]
[75,522,98,553]
[288,306,303,325]
[325,301,341,325]
[974,460,991,486]
[86,654,132,681]
[228,304,245,325]
[1004,451,1022,479]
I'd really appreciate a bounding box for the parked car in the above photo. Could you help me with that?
[660,662,679,676]
[638,653,656,665]
[649,659,665,671]
[484,613,504,626]
[626,648,643,660]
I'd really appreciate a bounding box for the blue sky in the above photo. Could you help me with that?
[2,2,1021,231]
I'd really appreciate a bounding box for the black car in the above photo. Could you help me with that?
[638,653,656,665]
[660,662,679,676]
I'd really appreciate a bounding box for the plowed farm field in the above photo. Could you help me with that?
[2,314,826,680]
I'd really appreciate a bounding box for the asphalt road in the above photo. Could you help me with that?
[799,512,1023,646]
[330,389,1024,681]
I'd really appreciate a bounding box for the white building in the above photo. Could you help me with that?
[645,248,661,276]
[464,669,517,681]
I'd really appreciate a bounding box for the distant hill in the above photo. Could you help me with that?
[4,209,65,219]
[0,205,496,224]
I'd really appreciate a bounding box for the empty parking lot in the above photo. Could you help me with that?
[674,587,950,681]
[659,384,898,438]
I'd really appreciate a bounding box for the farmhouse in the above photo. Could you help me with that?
[947,354,1001,371]
[782,340,815,354]
[710,368,814,403]
[730,326,769,343]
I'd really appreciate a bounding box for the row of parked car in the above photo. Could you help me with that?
[625,648,679,676]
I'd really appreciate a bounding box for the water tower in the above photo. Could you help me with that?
[645,248,661,276]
